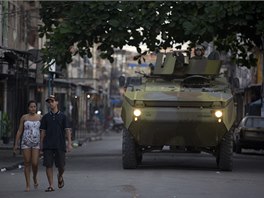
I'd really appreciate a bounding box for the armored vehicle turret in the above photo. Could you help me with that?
[120,50,236,171]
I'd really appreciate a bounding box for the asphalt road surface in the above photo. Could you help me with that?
[1,131,264,198]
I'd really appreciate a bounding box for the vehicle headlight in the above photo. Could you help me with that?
[214,110,223,118]
[133,109,141,117]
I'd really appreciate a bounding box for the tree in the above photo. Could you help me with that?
[39,1,264,69]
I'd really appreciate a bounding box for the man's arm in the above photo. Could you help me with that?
[66,128,72,152]
[40,129,46,155]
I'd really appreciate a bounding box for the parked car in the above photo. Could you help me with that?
[233,116,264,153]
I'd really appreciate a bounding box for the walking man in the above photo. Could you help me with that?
[40,95,72,192]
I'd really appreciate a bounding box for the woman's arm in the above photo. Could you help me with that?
[13,115,25,152]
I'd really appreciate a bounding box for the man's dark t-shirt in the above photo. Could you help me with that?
[40,111,70,151]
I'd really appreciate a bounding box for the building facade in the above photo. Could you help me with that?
[0,0,41,140]
[0,1,97,141]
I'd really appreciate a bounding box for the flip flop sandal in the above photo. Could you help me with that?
[45,187,55,192]
[58,174,64,188]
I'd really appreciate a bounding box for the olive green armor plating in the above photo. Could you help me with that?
[120,51,236,171]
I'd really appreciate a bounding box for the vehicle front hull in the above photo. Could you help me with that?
[122,103,235,147]
[129,120,226,147]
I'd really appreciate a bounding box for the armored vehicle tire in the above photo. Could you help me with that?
[217,131,233,171]
[122,128,137,169]
[232,140,236,152]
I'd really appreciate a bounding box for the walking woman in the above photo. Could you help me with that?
[13,100,42,192]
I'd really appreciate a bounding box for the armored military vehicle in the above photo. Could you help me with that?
[119,50,236,171]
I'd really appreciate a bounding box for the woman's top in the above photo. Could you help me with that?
[21,120,41,149]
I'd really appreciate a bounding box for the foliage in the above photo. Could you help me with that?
[39,1,264,69]
[1,112,11,137]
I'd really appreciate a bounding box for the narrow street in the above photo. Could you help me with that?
[1,131,264,198]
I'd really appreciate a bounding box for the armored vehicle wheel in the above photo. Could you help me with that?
[122,128,137,169]
[217,131,233,171]
[232,140,236,152]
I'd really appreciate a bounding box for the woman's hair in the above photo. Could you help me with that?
[27,100,37,107]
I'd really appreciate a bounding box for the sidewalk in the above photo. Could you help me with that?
[0,141,24,172]
[0,129,105,172]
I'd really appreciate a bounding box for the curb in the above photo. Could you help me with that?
[77,131,104,146]
[1,161,24,172]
